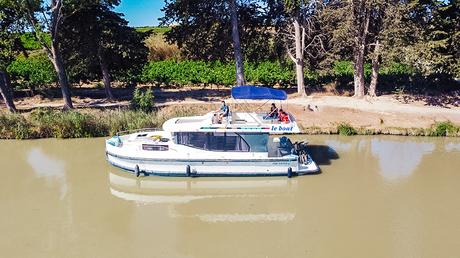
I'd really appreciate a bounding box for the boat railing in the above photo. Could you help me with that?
[115,128,161,136]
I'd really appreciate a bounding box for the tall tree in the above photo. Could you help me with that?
[229,0,245,85]
[15,0,74,109]
[282,0,324,96]
[160,0,275,62]
[367,1,393,97]
[323,0,394,97]
[0,0,22,112]
[407,0,460,77]
[350,0,370,97]
[60,2,147,99]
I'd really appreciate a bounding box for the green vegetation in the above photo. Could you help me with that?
[140,59,428,90]
[7,53,56,90]
[337,123,358,136]
[5,54,449,92]
[135,26,171,34]
[0,105,204,139]
[0,112,33,139]
[430,121,460,137]
[19,32,51,50]
[131,88,155,112]
[1,106,459,139]
[141,60,294,86]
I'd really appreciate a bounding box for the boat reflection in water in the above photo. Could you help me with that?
[108,169,298,223]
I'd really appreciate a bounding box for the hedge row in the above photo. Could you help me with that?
[140,60,296,86]
[7,53,422,89]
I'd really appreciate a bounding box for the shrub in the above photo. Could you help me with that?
[0,105,207,139]
[7,53,56,90]
[101,110,153,135]
[333,60,372,78]
[28,108,157,138]
[131,88,155,112]
[380,62,413,75]
[141,60,295,86]
[333,61,354,77]
[0,112,33,139]
[246,61,294,86]
[337,123,357,136]
[29,108,107,138]
[430,121,459,137]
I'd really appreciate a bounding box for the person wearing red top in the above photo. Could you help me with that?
[278,109,290,123]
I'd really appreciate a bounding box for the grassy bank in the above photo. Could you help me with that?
[0,105,208,139]
[1,106,459,139]
[301,121,460,137]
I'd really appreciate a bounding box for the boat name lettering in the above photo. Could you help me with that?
[271,125,294,132]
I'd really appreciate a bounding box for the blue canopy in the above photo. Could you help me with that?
[231,86,287,100]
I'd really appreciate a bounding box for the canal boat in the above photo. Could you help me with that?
[105,85,319,177]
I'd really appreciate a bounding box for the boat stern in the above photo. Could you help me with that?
[297,155,320,174]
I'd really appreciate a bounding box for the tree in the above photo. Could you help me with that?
[160,0,276,62]
[0,0,22,112]
[406,0,460,77]
[350,0,371,97]
[0,71,17,112]
[367,1,393,97]
[14,0,74,109]
[229,0,245,85]
[282,0,324,96]
[60,2,147,99]
[323,0,395,97]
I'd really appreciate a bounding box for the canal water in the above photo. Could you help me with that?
[1,135,459,258]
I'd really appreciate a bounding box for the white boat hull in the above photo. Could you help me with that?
[106,151,319,177]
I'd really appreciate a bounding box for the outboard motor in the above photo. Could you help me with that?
[293,141,309,164]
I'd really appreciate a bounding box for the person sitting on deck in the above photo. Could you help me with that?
[278,109,290,123]
[265,103,279,119]
[216,100,229,122]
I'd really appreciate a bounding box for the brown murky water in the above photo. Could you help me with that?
[1,135,460,258]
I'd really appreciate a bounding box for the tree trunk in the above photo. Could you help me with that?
[0,71,17,113]
[97,46,114,99]
[353,43,365,98]
[50,44,73,110]
[293,18,305,96]
[369,40,380,97]
[230,0,245,86]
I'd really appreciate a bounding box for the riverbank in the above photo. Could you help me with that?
[1,89,460,139]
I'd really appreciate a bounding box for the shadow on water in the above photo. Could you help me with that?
[308,145,339,166]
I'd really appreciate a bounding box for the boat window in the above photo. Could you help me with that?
[207,133,250,152]
[208,133,226,151]
[239,133,268,152]
[175,132,208,149]
[174,132,251,152]
[142,144,169,151]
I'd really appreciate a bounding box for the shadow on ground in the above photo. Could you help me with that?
[394,92,460,108]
